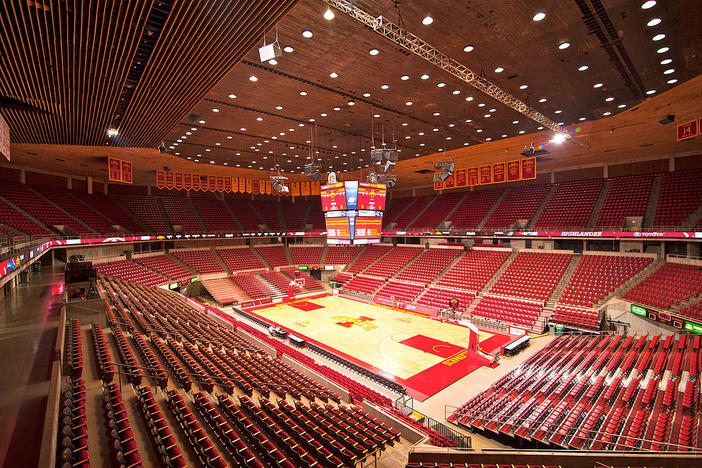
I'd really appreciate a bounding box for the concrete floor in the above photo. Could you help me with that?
[0,266,62,468]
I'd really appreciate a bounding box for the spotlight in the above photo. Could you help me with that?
[323,8,334,20]
[107,128,119,137]
[379,174,397,188]
[271,174,289,193]
[259,42,282,63]
[370,149,383,164]
[304,162,321,180]
[157,142,166,153]
[434,161,454,181]
[551,133,567,144]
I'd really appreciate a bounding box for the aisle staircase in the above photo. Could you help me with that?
[476,190,508,230]
[585,179,613,230]
[525,185,557,229]
[643,174,663,228]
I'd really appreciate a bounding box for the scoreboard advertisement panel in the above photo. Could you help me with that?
[357,182,386,211]
[324,214,352,242]
[354,216,383,239]
[320,182,347,211]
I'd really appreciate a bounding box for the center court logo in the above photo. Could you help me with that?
[332,315,377,331]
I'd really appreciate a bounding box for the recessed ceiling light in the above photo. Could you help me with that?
[302,30,313,38]
[646,89,656,95]
[578,65,589,71]
[538,98,547,103]
[452,90,460,95]
[420,74,430,80]
[466,96,474,101]
[494,67,504,73]
[298,123,304,126]
[478,102,486,107]
[419,143,425,146]
[652,34,665,41]
[489,108,496,112]
[647,18,661,26]
[227,136,232,139]
[381,84,389,89]
[603,111,611,116]
[579,117,587,121]
[660,58,672,65]
[362,92,371,97]
[664,68,675,74]
[283,46,294,53]
[483,114,491,118]
[448,123,455,127]
[191,127,197,130]
[329,72,338,78]
[299,91,307,95]
[320,113,327,117]
[275,105,282,110]
[401,75,409,80]
[405,101,413,105]
[256,117,263,121]
[418,132,424,135]
[369,48,379,55]
[533,12,546,21]
[519,84,528,89]
[537,126,544,130]
[239,127,246,131]
[324,8,334,20]
[519,130,525,134]
[373,113,380,118]
[185,132,191,135]
[333,107,340,111]
[433,112,440,116]
[641,1,656,9]
[555,110,563,114]
[422,16,433,25]
[433,128,439,131]
[402,122,408,126]
[501,134,507,138]
[485,138,492,141]
[437,82,446,87]
[228,94,236,99]
[618,104,627,108]
[209,160,214,164]
[215,142,221,146]
[268,59,277,65]
[605,97,614,101]
[249,75,258,82]
[558,122,564,126]
[465,119,472,123]
[667,78,678,84]
[476,129,483,132]
[347,100,355,105]
[593,82,603,88]
[512,120,519,124]
[463,45,474,52]
[558,42,570,50]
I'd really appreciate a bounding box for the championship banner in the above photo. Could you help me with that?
[677,119,698,141]
[121,160,133,184]
[265,179,272,195]
[252,179,260,194]
[223,176,232,192]
[311,181,321,195]
[183,173,192,190]
[192,174,201,191]
[245,178,253,193]
[108,157,122,182]
[174,172,183,190]
[165,172,174,189]
[291,181,300,197]
[216,176,225,192]
[208,175,217,191]
[238,177,246,193]
[0,113,10,161]
[434,157,536,190]
[301,181,311,196]
[156,170,165,189]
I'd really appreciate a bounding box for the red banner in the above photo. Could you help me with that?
[174,172,183,190]
[216,176,225,192]
[300,181,310,196]
[433,179,443,190]
[265,179,272,195]
[311,181,321,195]
[443,171,455,189]
[192,174,201,191]
[223,176,232,192]
[156,170,165,189]
[507,160,521,181]
[677,119,698,141]
[291,181,300,197]
[467,167,479,186]
[252,179,260,194]
[493,162,505,184]
[245,178,253,193]
[108,157,122,181]
[455,168,466,187]
[479,165,492,185]
[183,173,192,190]
[165,172,174,189]
[208,175,216,192]
[120,160,132,184]
[521,157,536,179]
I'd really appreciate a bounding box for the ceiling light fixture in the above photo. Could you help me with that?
[657,46,670,53]
[437,82,446,87]
[641,1,656,9]
[578,65,589,71]
[667,78,678,84]
[422,16,433,25]
[249,75,258,82]
[420,74,430,79]
[369,48,379,55]
[463,45,474,52]
[495,67,504,73]
[329,72,338,78]
[652,33,665,41]
[647,18,661,26]
[283,46,294,53]
[302,30,313,38]
[533,12,546,21]
[228,94,236,99]
[558,42,570,50]
[323,8,334,20]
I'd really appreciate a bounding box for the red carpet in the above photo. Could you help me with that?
[399,334,465,358]
[403,349,489,401]
[479,332,514,354]
[287,300,325,312]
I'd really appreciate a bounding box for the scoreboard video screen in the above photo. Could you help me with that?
[321,181,386,244]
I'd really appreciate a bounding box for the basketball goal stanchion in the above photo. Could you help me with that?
[286,275,305,300]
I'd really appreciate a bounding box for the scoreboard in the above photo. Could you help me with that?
[320,181,386,244]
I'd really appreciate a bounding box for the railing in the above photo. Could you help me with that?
[394,395,471,448]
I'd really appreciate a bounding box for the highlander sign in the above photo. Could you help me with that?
[514,231,698,239]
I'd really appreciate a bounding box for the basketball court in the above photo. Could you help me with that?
[245,294,514,400]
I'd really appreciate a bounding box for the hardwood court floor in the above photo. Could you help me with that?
[247,294,513,400]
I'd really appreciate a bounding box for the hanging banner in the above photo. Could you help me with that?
[192,174,201,191]
[455,168,466,187]
[0,113,10,161]
[156,170,166,189]
[216,176,225,192]
[311,180,321,195]
[479,165,492,185]
[521,157,536,180]
[239,177,247,193]
[677,119,698,141]
[183,173,192,190]
[434,179,444,190]
[208,175,217,191]
[165,172,174,189]
[301,181,311,196]
[467,167,480,186]
[252,179,259,194]
[174,172,183,190]
[108,157,122,181]
[291,181,300,197]
[245,178,253,193]
[493,162,505,184]
[265,179,272,195]
[507,160,521,181]
[444,171,456,189]
[121,160,133,184]
[223,176,232,192]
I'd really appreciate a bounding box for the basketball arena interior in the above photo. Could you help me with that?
[1,0,702,467]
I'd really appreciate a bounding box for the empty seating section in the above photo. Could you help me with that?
[347,245,390,273]
[343,275,384,295]
[160,197,202,232]
[681,303,702,321]
[280,267,324,292]
[391,197,431,229]
[0,181,93,234]
[551,305,600,330]
[489,252,571,301]
[290,246,324,265]
[251,200,281,230]
[279,200,307,230]
[482,184,551,230]
[395,248,462,284]
[95,259,168,287]
[534,179,605,229]
[172,249,224,274]
[117,194,169,233]
[0,197,49,235]
[103,382,142,466]
[416,287,475,312]
[306,201,325,230]
[363,246,422,279]
[624,263,702,310]
[191,197,240,232]
[34,185,116,234]
[232,272,276,299]
[255,245,289,267]
[374,280,425,301]
[449,188,504,229]
[559,255,653,307]
[472,295,542,327]
[448,334,702,452]
[134,386,187,467]
[65,319,83,378]
[437,250,511,291]
[596,174,656,228]
[324,245,363,265]
[408,192,464,229]
[654,168,702,227]
[257,270,290,294]
[202,277,246,304]
[227,199,262,230]
[86,193,145,233]
[217,247,265,271]
[59,378,89,467]
[135,255,192,281]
